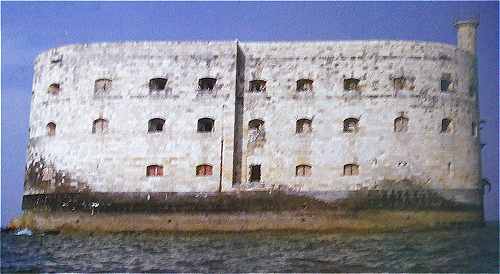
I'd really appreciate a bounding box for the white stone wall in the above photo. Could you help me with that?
[28,42,237,193]
[238,41,481,193]
[26,40,481,199]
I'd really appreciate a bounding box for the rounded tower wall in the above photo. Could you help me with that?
[238,41,481,204]
[26,40,481,206]
[27,42,238,194]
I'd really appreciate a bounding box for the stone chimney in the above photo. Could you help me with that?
[455,19,479,56]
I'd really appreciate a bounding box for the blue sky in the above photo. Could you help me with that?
[1,1,498,226]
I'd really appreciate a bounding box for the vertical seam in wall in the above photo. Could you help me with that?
[232,42,245,186]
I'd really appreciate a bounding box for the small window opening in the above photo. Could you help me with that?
[472,122,478,137]
[394,77,406,90]
[343,118,359,133]
[249,164,261,182]
[296,119,312,134]
[199,78,217,91]
[146,165,163,177]
[197,118,214,132]
[248,119,265,141]
[468,83,475,97]
[343,164,359,176]
[92,118,109,134]
[196,164,213,176]
[447,162,453,176]
[394,116,409,132]
[94,79,112,95]
[148,118,165,133]
[50,54,62,64]
[296,79,313,92]
[344,78,360,91]
[441,118,453,133]
[397,161,408,167]
[149,78,167,94]
[296,165,312,177]
[440,73,453,92]
[48,83,60,95]
[46,122,56,137]
[249,80,267,92]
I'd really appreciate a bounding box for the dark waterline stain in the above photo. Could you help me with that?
[1,223,498,273]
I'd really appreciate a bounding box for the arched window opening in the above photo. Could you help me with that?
[249,80,267,92]
[344,78,360,91]
[249,164,261,182]
[393,77,406,90]
[46,122,56,136]
[94,79,112,95]
[248,119,265,142]
[148,118,165,133]
[198,78,217,91]
[296,79,313,92]
[296,165,312,177]
[440,73,453,92]
[196,164,213,176]
[343,164,359,176]
[441,118,453,133]
[146,165,163,177]
[197,118,214,132]
[296,119,312,134]
[149,78,167,94]
[394,116,409,132]
[48,83,60,95]
[343,118,359,133]
[92,118,109,134]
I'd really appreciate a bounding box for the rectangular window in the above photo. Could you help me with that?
[146,165,163,176]
[249,165,261,182]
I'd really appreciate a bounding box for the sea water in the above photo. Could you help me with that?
[1,223,498,273]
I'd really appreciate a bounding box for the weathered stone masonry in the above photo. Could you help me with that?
[23,20,482,212]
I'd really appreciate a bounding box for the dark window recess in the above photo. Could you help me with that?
[394,116,409,132]
[197,118,214,132]
[196,164,213,176]
[249,80,267,92]
[472,122,478,137]
[393,77,406,90]
[441,118,452,133]
[92,118,109,134]
[149,78,167,93]
[94,79,112,95]
[248,119,265,142]
[296,165,312,177]
[249,165,261,182]
[46,122,56,136]
[296,119,312,134]
[146,165,163,176]
[48,83,60,95]
[343,118,359,133]
[148,118,165,133]
[199,78,217,91]
[441,73,453,92]
[344,78,360,91]
[469,83,475,97]
[296,79,313,92]
[343,164,359,176]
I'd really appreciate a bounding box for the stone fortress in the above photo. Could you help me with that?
[23,20,483,220]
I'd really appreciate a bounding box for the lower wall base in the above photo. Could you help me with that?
[10,210,482,233]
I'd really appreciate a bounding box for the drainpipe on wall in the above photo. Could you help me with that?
[218,104,225,193]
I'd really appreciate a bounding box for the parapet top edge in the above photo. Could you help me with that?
[34,39,462,63]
